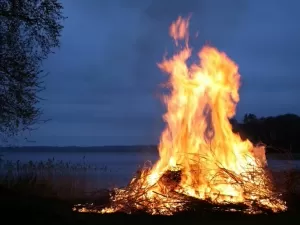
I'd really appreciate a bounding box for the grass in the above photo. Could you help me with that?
[0,157,112,224]
[1,156,300,225]
[1,185,300,225]
[0,157,110,200]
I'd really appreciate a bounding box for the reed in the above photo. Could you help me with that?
[0,157,109,199]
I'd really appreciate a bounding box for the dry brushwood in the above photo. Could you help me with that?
[73,157,288,215]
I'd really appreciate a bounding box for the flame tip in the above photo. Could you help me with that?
[77,15,286,215]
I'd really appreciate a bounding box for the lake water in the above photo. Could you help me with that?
[1,151,300,191]
[1,151,158,189]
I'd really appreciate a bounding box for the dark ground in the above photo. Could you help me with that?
[1,150,299,225]
[1,185,300,225]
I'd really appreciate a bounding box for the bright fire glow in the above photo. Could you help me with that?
[75,16,287,215]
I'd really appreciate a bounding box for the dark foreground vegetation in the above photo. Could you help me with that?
[1,185,300,225]
[1,177,300,225]
[0,158,300,225]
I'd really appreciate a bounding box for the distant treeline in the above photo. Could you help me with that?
[230,113,300,153]
[1,113,300,154]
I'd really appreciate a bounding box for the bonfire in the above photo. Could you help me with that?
[74,16,287,215]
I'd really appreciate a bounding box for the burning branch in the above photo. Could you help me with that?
[74,16,287,216]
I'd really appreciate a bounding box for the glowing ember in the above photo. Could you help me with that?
[75,16,287,215]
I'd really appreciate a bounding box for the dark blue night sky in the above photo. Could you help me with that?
[23,0,300,146]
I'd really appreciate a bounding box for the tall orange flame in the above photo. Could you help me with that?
[76,16,286,215]
[147,16,270,203]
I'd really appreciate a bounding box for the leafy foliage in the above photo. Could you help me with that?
[0,0,66,140]
[232,113,300,153]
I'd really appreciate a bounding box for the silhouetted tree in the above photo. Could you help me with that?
[0,0,65,140]
[229,117,239,133]
[243,113,257,124]
[235,113,300,153]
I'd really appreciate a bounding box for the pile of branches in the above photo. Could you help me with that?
[73,162,287,216]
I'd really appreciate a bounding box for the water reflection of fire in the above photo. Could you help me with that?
[75,16,287,215]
